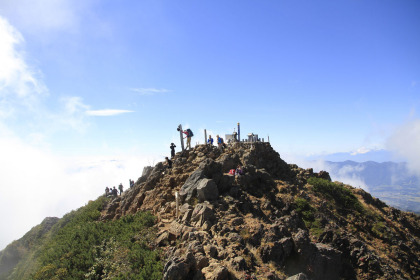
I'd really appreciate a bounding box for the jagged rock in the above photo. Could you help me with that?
[156,231,177,246]
[281,237,294,258]
[204,245,218,258]
[197,178,219,202]
[232,256,247,271]
[312,243,343,280]
[195,253,209,270]
[202,264,229,280]
[286,273,308,280]
[186,231,212,245]
[182,209,193,224]
[191,203,215,227]
[169,221,190,237]
[218,174,235,193]
[227,232,243,244]
[201,220,212,231]
[179,169,205,203]
[199,158,223,182]
[163,252,196,280]
[179,203,193,214]
[231,217,244,226]
[216,153,239,173]
[137,165,153,184]
[315,170,331,181]
[260,241,284,264]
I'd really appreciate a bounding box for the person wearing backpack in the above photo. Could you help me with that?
[183,128,193,149]
[216,135,224,151]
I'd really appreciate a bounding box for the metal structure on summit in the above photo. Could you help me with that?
[177,122,266,150]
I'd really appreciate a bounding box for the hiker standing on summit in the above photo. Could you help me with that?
[183,128,193,150]
[170,143,176,158]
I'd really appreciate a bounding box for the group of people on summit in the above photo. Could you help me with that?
[207,134,227,151]
[105,127,241,197]
[105,180,134,197]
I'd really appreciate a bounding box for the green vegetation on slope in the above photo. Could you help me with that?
[308,177,364,213]
[7,197,162,280]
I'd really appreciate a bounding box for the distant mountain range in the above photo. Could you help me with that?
[306,149,402,163]
[323,161,420,214]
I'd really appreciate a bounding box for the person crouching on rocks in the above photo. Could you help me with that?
[208,135,214,146]
[165,157,173,174]
[235,165,243,176]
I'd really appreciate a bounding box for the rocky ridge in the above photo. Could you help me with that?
[101,142,420,280]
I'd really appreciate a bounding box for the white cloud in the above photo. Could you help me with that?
[0,133,158,250]
[0,0,85,34]
[86,109,134,116]
[130,88,171,96]
[0,16,47,117]
[386,119,420,176]
[350,147,371,156]
[282,155,369,191]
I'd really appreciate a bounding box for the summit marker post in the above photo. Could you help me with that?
[178,124,185,151]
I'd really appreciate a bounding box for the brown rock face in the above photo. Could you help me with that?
[100,142,420,280]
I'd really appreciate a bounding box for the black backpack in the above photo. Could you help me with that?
[187,128,194,137]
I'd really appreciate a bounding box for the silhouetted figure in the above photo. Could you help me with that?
[165,157,173,169]
[118,183,123,195]
[170,143,176,158]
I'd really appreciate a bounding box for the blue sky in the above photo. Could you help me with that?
[1,0,419,249]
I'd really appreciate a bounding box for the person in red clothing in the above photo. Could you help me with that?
[183,129,193,149]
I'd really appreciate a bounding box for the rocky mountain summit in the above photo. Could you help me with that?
[101,142,420,280]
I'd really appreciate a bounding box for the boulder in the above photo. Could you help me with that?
[197,179,219,202]
[218,174,235,193]
[232,256,247,271]
[179,169,205,202]
[137,166,153,184]
[163,253,195,280]
[191,203,216,227]
[316,170,331,181]
[286,273,308,280]
[202,264,229,280]
[199,158,223,183]
[216,153,239,173]
[260,241,284,264]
